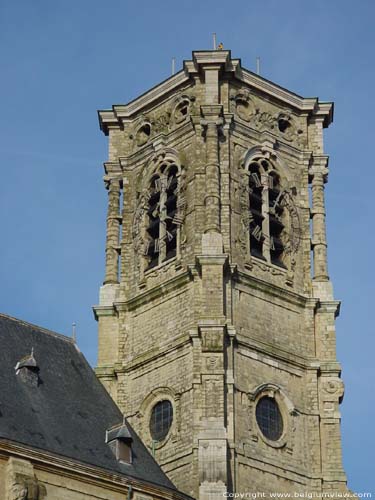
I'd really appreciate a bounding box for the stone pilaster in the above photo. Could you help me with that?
[201,105,223,235]
[196,252,228,500]
[261,172,271,262]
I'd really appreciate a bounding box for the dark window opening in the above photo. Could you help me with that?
[150,400,173,442]
[165,167,178,260]
[145,166,179,270]
[140,123,151,137]
[278,118,291,133]
[175,101,190,123]
[256,396,283,441]
[146,176,161,269]
[249,162,264,259]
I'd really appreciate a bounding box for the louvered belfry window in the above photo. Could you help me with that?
[146,164,179,270]
[247,157,286,267]
[248,161,264,259]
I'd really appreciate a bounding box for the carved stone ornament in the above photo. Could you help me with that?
[170,93,195,126]
[253,110,276,131]
[276,111,306,147]
[230,90,307,147]
[151,111,170,134]
[129,115,152,148]
[230,89,256,122]
[323,378,345,401]
[277,189,301,255]
[7,475,44,500]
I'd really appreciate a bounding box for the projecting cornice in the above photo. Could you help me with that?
[98,50,333,135]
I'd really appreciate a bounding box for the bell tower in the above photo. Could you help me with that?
[94,50,350,498]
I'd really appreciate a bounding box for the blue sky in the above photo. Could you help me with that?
[0,0,374,492]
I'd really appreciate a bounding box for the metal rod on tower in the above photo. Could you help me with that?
[256,56,261,75]
[213,33,217,50]
[172,57,176,75]
[72,322,76,342]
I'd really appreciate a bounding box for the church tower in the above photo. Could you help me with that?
[94,50,349,498]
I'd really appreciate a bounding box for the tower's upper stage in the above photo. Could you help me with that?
[98,50,333,136]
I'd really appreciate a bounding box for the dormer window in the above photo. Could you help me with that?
[106,422,133,464]
[15,348,39,387]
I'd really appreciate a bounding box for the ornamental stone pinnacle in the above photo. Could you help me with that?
[94,49,352,499]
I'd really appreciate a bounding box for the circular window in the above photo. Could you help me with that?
[256,396,283,441]
[150,400,173,442]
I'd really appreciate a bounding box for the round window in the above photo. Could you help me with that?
[256,396,283,441]
[150,400,173,442]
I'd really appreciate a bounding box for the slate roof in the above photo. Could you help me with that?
[0,313,177,491]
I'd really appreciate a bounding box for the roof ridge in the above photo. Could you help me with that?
[0,312,74,343]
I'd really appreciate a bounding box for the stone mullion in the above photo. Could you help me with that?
[204,122,221,234]
[176,174,182,262]
[158,175,168,264]
[311,167,329,281]
[243,174,252,262]
[261,173,271,262]
[104,178,121,284]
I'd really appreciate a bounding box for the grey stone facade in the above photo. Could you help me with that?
[94,50,350,499]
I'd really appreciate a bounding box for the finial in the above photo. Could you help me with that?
[217,42,224,50]
[172,57,176,75]
[213,32,217,50]
[72,322,76,342]
[256,56,261,75]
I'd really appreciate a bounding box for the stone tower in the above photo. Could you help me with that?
[94,50,349,498]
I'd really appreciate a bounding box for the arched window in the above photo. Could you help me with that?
[248,161,264,259]
[145,163,180,270]
[146,175,161,269]
[247,157,286,267]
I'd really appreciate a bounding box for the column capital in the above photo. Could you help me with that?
[309,155,329,182]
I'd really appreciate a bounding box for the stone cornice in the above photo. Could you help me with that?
[241,69,333,126]
[98,71,191,135]
[92,305,116,321]
[316,300,341,317]
[98,50,333,135]
[116,333,191,374]
[235,269,310,308]
[0,440,192,500]
[236,334,320,372]
[115,270,192,312]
